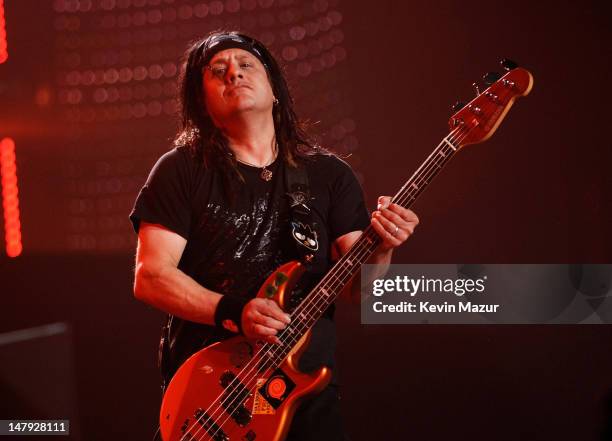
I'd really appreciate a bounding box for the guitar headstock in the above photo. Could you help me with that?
[448,60,533,148]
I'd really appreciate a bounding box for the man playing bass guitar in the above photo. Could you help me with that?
[130,31,419,441]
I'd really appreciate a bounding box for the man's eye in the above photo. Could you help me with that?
[240,63,252,68]
[211,67,226,76]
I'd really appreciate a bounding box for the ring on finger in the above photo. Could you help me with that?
[392,224,399,237]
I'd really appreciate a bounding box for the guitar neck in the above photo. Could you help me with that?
[289,133,461,333]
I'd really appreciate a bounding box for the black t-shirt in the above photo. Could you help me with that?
[130,146,369,383]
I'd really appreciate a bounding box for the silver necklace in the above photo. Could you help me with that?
[234,150,278,182]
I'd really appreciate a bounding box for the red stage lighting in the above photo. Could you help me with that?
[0,138,22,257]
[0,0,6,64]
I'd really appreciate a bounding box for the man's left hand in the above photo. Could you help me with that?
[371,195,419,252]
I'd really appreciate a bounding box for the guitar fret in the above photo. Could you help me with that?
[443,138,457,151]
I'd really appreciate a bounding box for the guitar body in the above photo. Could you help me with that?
[160,261,332,441]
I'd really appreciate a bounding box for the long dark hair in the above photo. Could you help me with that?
[173,30,322,182]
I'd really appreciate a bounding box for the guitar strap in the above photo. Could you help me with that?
[282,160,332,316]
[283,161,320,264]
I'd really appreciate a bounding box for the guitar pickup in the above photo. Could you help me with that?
[220,370,253,427]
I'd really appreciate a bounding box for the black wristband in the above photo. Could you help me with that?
[214,295,249,334]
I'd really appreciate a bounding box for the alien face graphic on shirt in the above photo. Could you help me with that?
[291,221,319,251]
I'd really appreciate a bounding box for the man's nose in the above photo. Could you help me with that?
[226,63,243,83]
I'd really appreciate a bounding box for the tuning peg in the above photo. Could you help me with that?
[500,59,518,71]
[482,71,502,86]
[452,101,466,112]
[472,82,482,95]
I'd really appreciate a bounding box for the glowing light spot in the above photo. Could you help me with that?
[0,138,22,257]
[289,25,306,41]
[282,46,298,61]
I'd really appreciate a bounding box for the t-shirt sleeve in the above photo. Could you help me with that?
[327,157,370,241]
[129,148,194,239]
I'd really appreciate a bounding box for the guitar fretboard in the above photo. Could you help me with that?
[264,133,461,366]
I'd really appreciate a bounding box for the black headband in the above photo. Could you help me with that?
[201,34,272,72]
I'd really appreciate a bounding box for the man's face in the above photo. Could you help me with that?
[202,48,275,127]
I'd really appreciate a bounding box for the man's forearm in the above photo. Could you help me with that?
[134,263,222,325]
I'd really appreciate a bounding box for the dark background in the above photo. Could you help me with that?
[1,0,611,440]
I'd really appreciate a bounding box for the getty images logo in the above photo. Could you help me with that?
[371,275,487,297]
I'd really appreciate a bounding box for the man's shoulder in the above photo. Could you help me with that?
[299,151,355,176]
[158,144,195,163]
[151,145,202,174]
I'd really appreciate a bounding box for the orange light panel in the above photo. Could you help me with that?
[0,138,22,257]
[0,0,7,64]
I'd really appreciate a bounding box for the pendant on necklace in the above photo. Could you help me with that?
[261,167,273,182]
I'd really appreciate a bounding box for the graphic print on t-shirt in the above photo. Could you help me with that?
[194,192,290,299]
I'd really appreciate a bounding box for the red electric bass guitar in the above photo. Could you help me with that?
[159,61,533,441]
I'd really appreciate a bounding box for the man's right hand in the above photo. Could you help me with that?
[241,298,291,344]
